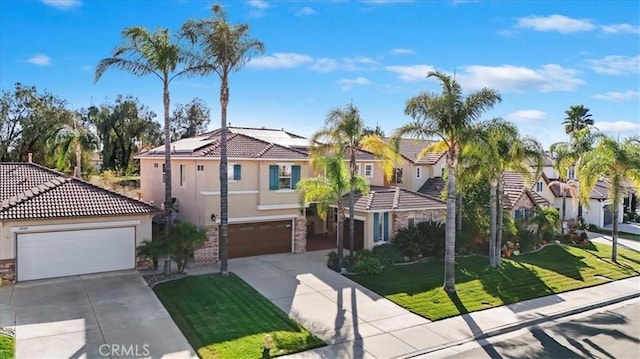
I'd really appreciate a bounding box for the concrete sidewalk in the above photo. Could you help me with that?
[589,232,640,252]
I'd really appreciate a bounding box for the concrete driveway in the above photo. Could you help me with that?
[0,271,196,359]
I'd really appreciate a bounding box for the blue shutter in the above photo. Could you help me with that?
[373,213,380,242]
[292,165,301,189]
[269,165,279,190]
[383,212,389,241]
[233,164,241,180]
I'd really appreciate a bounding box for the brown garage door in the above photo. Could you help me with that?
[228,220,292,258]
[343,219,365,251]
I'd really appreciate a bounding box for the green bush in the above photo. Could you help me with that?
[355,249,375,259]
[517,226,539,252]
[373,244,404,266]
[416,221,445,257]
[352,256,383,275]
[327,251,339,272]
[391,227,421,260]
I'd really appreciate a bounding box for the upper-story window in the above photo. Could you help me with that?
[392,168,403,184]
[536,181,543,192]
[162,163,166,183]
[567,167,575,180]
[269,164,301,190]
[197,164,204,172]
[364,164,373,178]
[179,164,186,187]
[416,167,421,179]
[154,163,159,168]
[227,164,241,181]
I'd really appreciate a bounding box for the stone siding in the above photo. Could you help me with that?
[294,217,307,253]
[0,259,15,284]
[392,209,446,238]
[511,191,536,216]
[194,225,219,263]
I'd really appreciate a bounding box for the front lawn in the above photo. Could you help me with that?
[0,334,14,359]
[347,243,640,321]
[154,274,325,359]
[589,228,640,242]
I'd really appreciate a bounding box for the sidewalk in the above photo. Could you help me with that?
[282,276,640,359]
[589,232,640,252]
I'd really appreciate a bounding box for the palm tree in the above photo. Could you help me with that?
[47,110,98,178]
[181,4,264,275]
[547,178,579,231]
[391,71,501,293]
[95,26,186,275]
[562,105,594,135]
[310,103,397,261]
[577,136,640,262]
[461,119,544,267]
[296,155,369,271]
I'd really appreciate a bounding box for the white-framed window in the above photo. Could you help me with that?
[355,164,361,175]
[279,164,292,189]
[162,163,166,183]
[567,167,575,180]
[179,164,186,187]
[536,181,543,192]
[364,163,373,178]
[392,168,403,184]
[227,163,241,181]
[153,163,158,168]
[197,164,204,172]
[416,167,421,179]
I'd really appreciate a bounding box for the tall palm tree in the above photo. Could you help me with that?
[95,26,186,274]
[296,155,369,271]
[391,71,501,293]
[547,178,579,231]
[310,103,397,262]
[181,4,264,275]
[577,136,640,262]
[47,110,98,177]
[462,119,543,267]
[562,105,594,135]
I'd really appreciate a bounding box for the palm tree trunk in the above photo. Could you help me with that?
[561,184,567,234]
[444,159,456,293]
[75,140,82,179]
[489,179,497,268]
[611,177,620,263]
[349,155,356,258]
[337,205,345,271]
[457,193,463,232]
[219,75,230,276]
[496,175,504,266]
[163,77,172,275]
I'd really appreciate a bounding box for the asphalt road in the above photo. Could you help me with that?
[421,299,640,359]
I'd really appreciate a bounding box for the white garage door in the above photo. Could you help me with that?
[17,227,135,281]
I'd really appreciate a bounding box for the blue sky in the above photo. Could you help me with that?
[1,0,639,148]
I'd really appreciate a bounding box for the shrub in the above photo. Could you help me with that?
[167,222,208,273]
[416,221,445,257]
[391,227,422,260]
[373,244,403,266]
[327,251,339,272]
[355,249,375,259]
[517,226,539,252]
[352,256,383,275]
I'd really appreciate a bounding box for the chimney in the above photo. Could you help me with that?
[27,153,32,163]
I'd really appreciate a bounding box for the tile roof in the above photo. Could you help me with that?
[417,177,445,198]
[547,179,609,200]
[1,163,159,221]
[343,186,446,212]
[386,138,445,165]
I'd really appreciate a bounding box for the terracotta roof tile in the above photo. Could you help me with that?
[344,186,446,212]
[386,138,445,165]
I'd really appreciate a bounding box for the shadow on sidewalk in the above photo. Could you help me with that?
[448,291,503,359]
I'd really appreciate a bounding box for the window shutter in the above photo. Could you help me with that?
[373,213,380,242]
[292,165,301,189]
[233,164,241,180]
[269,165,279,190]
[383,212,389,241]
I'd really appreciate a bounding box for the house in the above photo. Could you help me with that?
[384,137,447,192]
[0,160,159,282]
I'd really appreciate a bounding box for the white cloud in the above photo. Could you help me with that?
[596,121,640,133]
[296,6,317,16]
[26,54,51,66]
[592,90,640,102]
[81,65,93,72]
[586,55,640,75]
[248,0,268,17]
[342,56,378,71]
[390,48,414,55]
[310,58,340,72]
[516,14,596,34]
[247,53,313,69]
[41,0,81,10]
[385,65,436,82]
[457,64,584,92]
[601,23,640,34]
[337,77,372,90]
[505,110,548,123]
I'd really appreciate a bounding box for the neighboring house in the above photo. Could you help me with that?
[384,138,446,192]
[0,161,158,282]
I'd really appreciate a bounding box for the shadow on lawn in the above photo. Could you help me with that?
[512,245,594,281]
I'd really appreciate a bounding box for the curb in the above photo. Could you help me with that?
[399,291,640,358]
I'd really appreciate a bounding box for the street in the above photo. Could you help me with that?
[419,299,640,359]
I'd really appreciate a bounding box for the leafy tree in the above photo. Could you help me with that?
[170,98,211,141]
[363,124,385,137]
[181,4,265,275]
[310,103,398,261]
[296,155,369,271]
[562,105,594,135]
[95,26,187,275]
[531,206,559,240]
[46,109,99,178]
[391,71,501,293]
[137,221,208,273]
[577,136,640,262]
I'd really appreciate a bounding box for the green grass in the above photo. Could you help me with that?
[0,334,14,359]
[347,243,640,321]
[589,228,640,242]
[154,274,325,359]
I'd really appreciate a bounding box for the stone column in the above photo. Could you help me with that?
[294,216,307,253]
[194,225,219,263]
[0,259,16,284]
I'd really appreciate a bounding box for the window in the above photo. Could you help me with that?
[567,167,575,180]
[269,164,301,190]
[364,164,373,178]
[392,168,403,184]
[227,164,241,181]
[536,181,543,192]
[154,163,158,168]
[416,167,421,179]
[179,164,186,187]
[441,167,445,177]
[355,164,361,175]
[162,163,166,183]
[197,164,204,172]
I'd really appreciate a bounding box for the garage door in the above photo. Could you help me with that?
[228,220,292,258]
[343,219,365,251]
[17,227,135,281]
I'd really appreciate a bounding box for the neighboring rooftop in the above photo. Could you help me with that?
[387,138,445,165]
[211,126,311,150]
[418,177,445,198]
[344,186,446,212]
[1,162,159,221]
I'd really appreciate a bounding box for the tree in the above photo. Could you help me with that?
[531,206,559,240]
[296,155,369,271]
[391,71,501,293]
[577,136,640,262]
[547,178,579,231]
[137,221,208,273]
[95,26,187,275]
[170,98,211,141]
[46,109,99,178]
[181,4,264,276]
[310,103,397,263]
[562,105,594,135]
[461,119,544,267]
